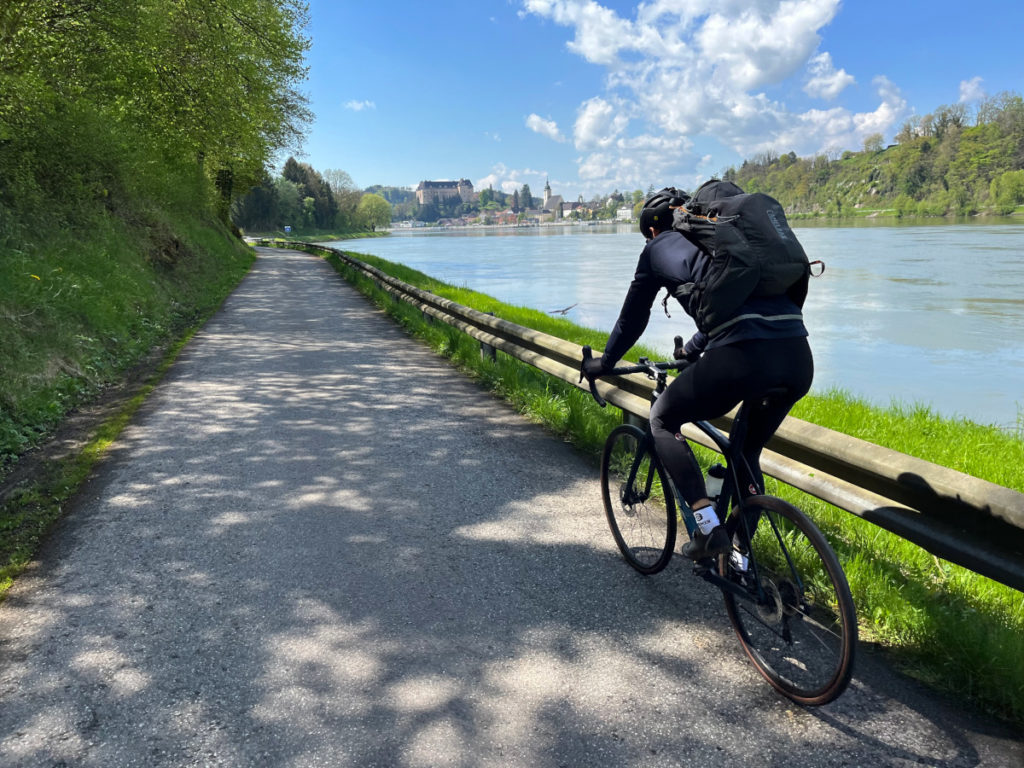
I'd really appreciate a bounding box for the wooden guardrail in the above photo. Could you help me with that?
[257,240,1024,591]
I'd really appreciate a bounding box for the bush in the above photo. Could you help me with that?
[990,170,1024,214]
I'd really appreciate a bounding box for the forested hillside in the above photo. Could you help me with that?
[0,1,311,469]
[725,93,1024,217]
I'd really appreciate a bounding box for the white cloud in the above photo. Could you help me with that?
[959,76,985,104]
[523,0,636,65]
[573,97,629,150]
[803,52,855,99]
[344,100,376,111]
[526,114,565,142]
[696,2,838,91]
[476,164,549,195]
[521,0,908,190]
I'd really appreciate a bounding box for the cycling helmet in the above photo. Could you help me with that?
[639,187,688,237]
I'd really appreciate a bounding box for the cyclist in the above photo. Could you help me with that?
[581,189,813,560]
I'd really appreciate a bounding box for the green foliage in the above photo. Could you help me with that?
[357,193,392,231]
[283,157,337,228]
[990,169,1024,214]
[233,159,405,232]
[0,0,310,467]
[725,93,1024,218]
[0,203,255,471]
[1,1,311,206]
[520,184,533,210]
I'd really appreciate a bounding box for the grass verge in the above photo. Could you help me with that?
[318,244,1024,727]
[0,330,196,595]
[1,214,255,599]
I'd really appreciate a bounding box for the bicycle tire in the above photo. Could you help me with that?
[721,495,856,705]
[600,424,677,574]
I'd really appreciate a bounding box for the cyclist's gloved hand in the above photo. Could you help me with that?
[674,333,707,363]
[673,335,700,362]
[581,354,610,380]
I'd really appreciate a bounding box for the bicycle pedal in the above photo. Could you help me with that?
[691,560,714,576]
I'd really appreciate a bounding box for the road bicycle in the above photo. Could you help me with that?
[581,345,857,705]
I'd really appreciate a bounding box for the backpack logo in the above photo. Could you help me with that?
[765,208,790,241]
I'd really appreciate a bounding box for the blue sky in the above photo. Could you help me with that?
[296,0,1023,200]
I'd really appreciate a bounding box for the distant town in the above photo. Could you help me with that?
[398,177,640,229]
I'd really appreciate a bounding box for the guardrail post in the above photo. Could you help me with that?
[481,313,497,362]
[622,410,646,429]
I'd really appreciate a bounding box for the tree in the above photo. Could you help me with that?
[896,116,923,144]
[322,168,353,191]
[274,178,303,228]
[232,172,279,231]
[357,193,391,231]
[863,133,885,153]
[1,0,313,231]
[281,157,336,228]
[416,201,439,223]
[324,168,361,231]
[302,196,316,227]
[512,189,520,212]
[520,184,533,210]
[990,170,1024,214]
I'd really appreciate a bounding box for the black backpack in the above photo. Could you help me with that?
[670,179,818,337]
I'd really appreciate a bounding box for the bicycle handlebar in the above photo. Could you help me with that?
[580,344,691,408]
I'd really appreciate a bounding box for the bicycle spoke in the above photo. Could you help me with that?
[722,495,856,705]
[601,425,676,574]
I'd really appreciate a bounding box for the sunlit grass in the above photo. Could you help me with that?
[1,207,254,599]
[319,244,1024,726]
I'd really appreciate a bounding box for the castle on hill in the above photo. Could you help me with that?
[415,179,476,205]
[415,176,587,221]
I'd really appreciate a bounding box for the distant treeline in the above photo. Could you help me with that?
[230,170,553,229]
[724,92,1024,217]
[231,159,394,233]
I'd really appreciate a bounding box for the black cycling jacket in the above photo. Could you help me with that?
[601,230,807,368]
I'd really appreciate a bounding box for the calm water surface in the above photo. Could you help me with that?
[326,220,1024,429]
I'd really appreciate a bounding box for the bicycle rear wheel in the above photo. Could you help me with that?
[722,495,856,705]
[600,424,677,574]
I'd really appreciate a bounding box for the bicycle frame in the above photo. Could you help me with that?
[585,350,783,605]
[587,346,856,704]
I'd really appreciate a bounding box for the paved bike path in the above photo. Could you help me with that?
[0,247,1020,766]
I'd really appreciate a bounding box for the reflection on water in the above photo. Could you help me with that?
[327,220,1024,428]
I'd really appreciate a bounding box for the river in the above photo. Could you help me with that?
[322,219,1024,430]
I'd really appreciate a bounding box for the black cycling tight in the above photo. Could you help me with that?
[649,336,813,506]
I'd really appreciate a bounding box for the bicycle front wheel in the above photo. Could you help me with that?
[722,495,857,705]
[600,424,677,574]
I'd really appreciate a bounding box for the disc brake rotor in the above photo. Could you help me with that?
[756,578,784,624]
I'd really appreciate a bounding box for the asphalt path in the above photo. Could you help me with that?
[1,247,1021,767]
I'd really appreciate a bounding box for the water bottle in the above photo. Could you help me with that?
[705,463,726,500]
